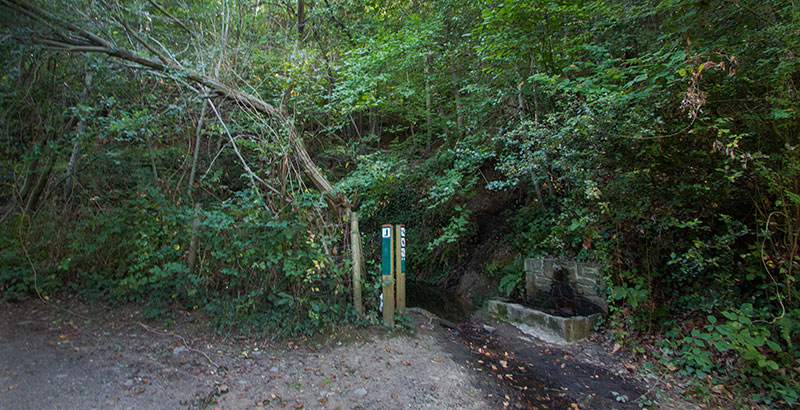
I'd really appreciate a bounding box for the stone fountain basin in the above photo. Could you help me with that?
[487,300,600,344]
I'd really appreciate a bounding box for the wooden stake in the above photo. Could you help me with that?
[350,211,364,316]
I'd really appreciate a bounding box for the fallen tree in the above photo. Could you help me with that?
[0,0,351,217]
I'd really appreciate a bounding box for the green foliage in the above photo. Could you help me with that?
[427,206,472,250]
[337,152,407,219]
[3,184,355,335]
[1,0,799,405]
[487,256,525,299]
[660,305,800,406]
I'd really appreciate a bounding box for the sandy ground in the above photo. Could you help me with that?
[0,298,688,409]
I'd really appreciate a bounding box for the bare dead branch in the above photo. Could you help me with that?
[146,0,194,36]
[207,99,283,198]
[113,14,179,68]
[1,0,351,216]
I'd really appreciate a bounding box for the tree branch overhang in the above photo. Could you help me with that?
[0,0,351,216]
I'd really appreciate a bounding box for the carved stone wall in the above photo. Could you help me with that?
[524,259,607,312]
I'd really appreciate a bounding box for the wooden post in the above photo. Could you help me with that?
[395,224,406,314]
[381,224,395,327]
[350,212,364,316]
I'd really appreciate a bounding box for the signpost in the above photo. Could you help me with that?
[395,224,406,314]
[381,224,395,326]
[380,224,407,326]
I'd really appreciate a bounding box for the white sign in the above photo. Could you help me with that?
[382,227,391,238]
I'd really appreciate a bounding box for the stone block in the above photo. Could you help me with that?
[542,259,555,280]
[488,300,600,344]
[577,264,600,281]
[554,261,578,282]
[575,280,597,293]
[524,258,540,273]
[524,259,542,300]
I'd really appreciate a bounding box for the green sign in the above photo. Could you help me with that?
[381,224,392,276]
[400,225,406,274]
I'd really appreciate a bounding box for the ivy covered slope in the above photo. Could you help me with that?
[0,0,798,407]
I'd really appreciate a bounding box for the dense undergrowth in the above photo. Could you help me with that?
[1,0,798,406]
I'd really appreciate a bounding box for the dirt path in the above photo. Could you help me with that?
[0,299,683,409]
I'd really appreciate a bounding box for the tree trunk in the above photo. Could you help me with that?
[145,133,160,181]
[297,0,305,40]
[65,73,92,201]
[64,142,79,200]
[18,155,39,204]
[24,151,55,214]
[451,66,463,133]
[530,169,546,213]
[424,51,433,152]
[188,99,207,198]
[187,203,201,273]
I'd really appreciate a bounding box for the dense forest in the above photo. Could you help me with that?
[0,0,797,406]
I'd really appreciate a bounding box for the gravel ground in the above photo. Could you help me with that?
[0,298,694,409]
[0,299,492,409]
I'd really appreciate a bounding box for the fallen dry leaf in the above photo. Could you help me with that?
[8,384,19,391]
[612,343,622,355]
